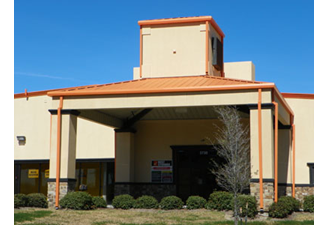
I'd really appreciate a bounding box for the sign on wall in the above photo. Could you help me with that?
[45,169,49,178]
[151,160,173,183]
[28,169,39,178]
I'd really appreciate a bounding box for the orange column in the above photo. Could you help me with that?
[292,124,296,198]
[55,96,63,208]
[258,89,264,210]
[273,101,278,202]
[139,26,143,78]
[205,21,209,75]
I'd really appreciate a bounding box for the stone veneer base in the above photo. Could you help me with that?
[278,185,314,202]
[250,181,274,211]
[47,181,76,207]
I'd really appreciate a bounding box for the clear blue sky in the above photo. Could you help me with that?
[14,0,314,94]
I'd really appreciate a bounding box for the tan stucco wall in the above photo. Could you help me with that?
[115,132,135,182]
[14,96,114,161]
[131,119,250,182]
[285,98,314,184]
[250,108,274,179]
[76,118,114,159]
[14,96,52,160]
[278,129,292,183]
[140,22,221,78]
[224,61,255,81]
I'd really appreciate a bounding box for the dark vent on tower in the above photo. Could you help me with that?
[212,37,223,71]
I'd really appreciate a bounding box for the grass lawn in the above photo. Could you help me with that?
[14,208,314,225]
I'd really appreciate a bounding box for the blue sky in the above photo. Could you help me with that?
[14,0,314,94]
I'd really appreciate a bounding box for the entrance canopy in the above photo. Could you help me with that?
[46,75,295,209]
[47,75,293,126]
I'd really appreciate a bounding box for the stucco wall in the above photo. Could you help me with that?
[14,96,114,160]
[224,61,255,81]
[14,96,52,160]
[133,119,250,182]
[141,22,221,78]
[285,98,314,184]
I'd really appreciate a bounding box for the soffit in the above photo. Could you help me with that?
[95,106,249,122]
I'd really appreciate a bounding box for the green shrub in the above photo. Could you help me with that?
[27,193,48,208]
[278,196,300,214]
[268,202,290,218]
[159,196,184,210]
[134,195,159,209]
[112,194,135,209]
[14,196,23,208]
[303,195,314,213]
[92,196,107,208]
[14,194,29,207]
[206,191,232,211]
[232,195,258,218]
[60,192,94,210]
[186,196,207,209]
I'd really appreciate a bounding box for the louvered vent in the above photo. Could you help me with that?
[212,37,223,70]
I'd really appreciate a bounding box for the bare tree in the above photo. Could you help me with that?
[208,106,251,225]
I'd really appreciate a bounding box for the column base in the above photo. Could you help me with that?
[47,179,76,207]
[250,179,274,211]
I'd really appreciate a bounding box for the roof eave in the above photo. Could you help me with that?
[47,83,275,97]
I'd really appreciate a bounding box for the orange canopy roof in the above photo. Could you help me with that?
[47,75,274,97]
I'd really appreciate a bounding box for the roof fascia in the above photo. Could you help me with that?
[138,16,225,38]
[47,83,275,97]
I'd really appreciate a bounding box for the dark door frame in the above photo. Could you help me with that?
[170,145,218,198]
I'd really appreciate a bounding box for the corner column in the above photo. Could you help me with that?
[48,110,79,207]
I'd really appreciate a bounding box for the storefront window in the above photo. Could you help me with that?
[19,163,40,194]
[15,160,114,202]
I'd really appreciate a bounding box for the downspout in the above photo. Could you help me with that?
[55,96,63,209]
[258,88,264,210]
[114,131,117,183]
[292,119,296,198]
[25,89,28,100]
[272,101,278,202]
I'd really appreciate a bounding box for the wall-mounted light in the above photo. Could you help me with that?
[17,136,26,145]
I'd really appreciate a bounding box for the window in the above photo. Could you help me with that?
[308,163,314,185]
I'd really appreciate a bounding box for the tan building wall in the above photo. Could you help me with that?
[224,61,255,81]
[132,119,250,182]
[14,96,52,160]
[14,96,114,161]
[134,22,222,79]
[285,97,314,184]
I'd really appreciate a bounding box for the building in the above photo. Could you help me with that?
[14,16,314,210]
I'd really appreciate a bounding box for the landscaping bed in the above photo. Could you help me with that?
[14,207,314,225]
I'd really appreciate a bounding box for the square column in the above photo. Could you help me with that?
[48,110,78,206]
[114,131,135,183]
[250,107,274,210]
